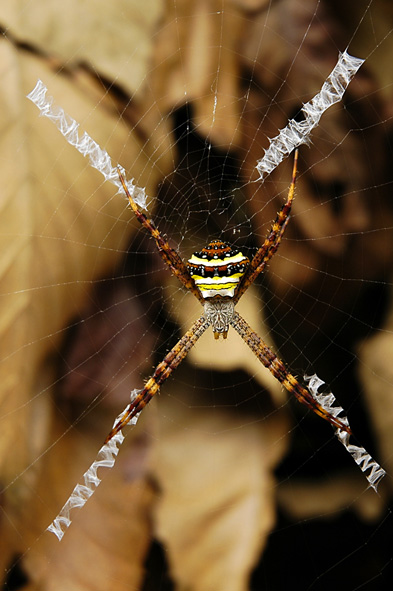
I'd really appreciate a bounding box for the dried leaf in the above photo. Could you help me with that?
[20,412,156,591]
[335,0,393,107]
[277,475,386,522]
[153,368,289,591]
[239,1,393,303]
[151,0,248,146]
[357,304,393,490]
[0,38,164,574]
[1,0,164,96]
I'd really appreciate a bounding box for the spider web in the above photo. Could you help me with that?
[1,1,393,590]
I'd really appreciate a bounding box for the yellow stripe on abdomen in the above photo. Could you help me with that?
[187,240,249,299]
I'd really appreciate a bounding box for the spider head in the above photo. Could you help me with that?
[187,240,249,300]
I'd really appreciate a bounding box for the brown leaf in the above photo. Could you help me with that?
[277,475,386,523]
[0,38,164,573]
[151,0,249,146]
[153,366,289,591]
[238,1,393,310]
[357,305,393,491]
[149,279,289,589]
[1,0,164,96]
[19,411,157,591]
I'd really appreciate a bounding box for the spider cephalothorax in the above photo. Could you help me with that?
[202,299,235,339]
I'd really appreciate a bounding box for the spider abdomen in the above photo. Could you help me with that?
[187,240,249,299]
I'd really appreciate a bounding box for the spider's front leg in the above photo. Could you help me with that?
[105,314,210,443]
[234,149,298,303]
[117,168,204,304]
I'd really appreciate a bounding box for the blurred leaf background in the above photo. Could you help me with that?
[0,1,393,590]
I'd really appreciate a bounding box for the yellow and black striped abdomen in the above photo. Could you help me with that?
[187,240,249,299]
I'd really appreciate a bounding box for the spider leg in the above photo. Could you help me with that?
[233,149,298,303]
[229,311,351,433]
[118,168,204,304]
[104,314,210,443]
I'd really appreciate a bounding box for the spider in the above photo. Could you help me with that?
[104,149,350,444]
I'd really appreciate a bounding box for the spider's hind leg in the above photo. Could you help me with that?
[104,314,210,443]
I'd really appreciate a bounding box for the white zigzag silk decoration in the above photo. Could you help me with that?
[47,393,141,541]
[26,79,147,209]
[305,375,386,491]
[256,51,365,178]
